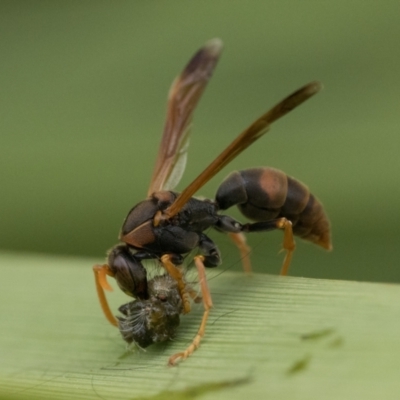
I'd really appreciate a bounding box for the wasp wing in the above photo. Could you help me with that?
[165,81,323,218]
[147,39,223,196]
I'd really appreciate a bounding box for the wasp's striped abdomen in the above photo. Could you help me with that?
[216,167,331,250]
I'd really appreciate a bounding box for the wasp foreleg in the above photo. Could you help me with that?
[93,264,119,327]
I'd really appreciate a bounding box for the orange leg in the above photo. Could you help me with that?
[93,264,118,327]
[186,284,203,304]
[168,255,213,366]
[244,217,296,275]
[276,218,296,276]
[161,254,191,314]
[228,232,252,274]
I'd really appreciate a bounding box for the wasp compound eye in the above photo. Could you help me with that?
[108,245,148,299]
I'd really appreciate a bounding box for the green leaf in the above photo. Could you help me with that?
[1,252,400,400]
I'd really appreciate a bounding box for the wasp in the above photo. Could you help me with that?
[93,38,331,366]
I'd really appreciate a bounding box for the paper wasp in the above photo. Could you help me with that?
[93,38,331,365]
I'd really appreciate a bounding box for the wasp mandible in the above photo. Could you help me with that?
[93,39,331,365]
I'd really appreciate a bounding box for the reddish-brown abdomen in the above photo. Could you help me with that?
[216,167,332,250]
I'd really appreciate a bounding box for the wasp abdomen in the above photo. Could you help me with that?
[216,167,331,250]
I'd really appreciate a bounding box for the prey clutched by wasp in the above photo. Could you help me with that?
[93,38,331,366]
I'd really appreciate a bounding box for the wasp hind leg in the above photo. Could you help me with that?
[92,264,119,327]
[227,232,252,274]
[244,217,296,276]
[168,255,213,366]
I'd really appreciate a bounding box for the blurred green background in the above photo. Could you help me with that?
[1,1,399,283]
